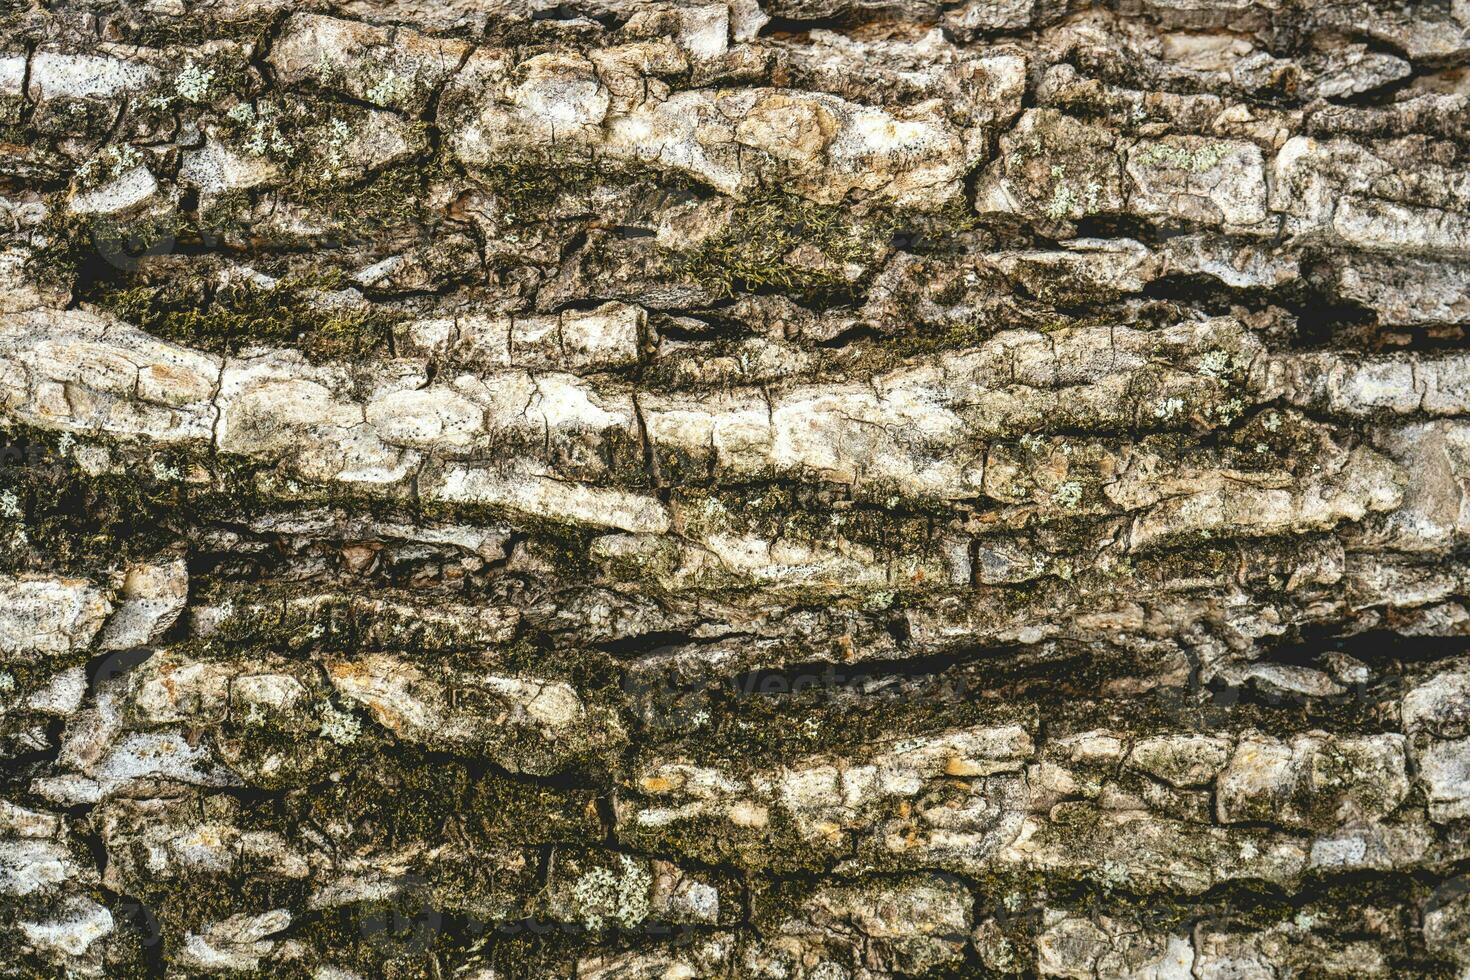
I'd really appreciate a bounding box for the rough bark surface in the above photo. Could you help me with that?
[2,0,1470,976]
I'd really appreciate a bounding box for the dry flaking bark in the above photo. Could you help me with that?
[2,0,1470,976]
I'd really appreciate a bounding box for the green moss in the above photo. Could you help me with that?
[0,425,287,576]
[477,160,596,221]
[416,497,602,578]
[90,267,398,360]
[0,427,186,573]
[0,93,23,125]
[271,151,456,247]
[27,205,195,297]
[26,96,116,143]
[105,8,280,46]
[473,155,705,221]
[886,313,992,358]
[671,193,891,301]
[290,749,602,850]
[675,484,945,562]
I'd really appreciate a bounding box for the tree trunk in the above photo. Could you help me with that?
[3,0,1470,976]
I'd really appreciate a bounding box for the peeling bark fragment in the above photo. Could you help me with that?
[268,13,469,115]
[440,33,1023,209]
[0,574,112,659]
[326,652,619,775]
[616,724,1033,871]
[1214,732,1410,829]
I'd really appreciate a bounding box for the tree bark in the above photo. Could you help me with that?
[2,0,1470,976]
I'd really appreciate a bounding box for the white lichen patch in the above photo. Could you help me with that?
[319,117,354,178]
[863,589,896,611]
[174,60,215,103]
[1042,166,1103,221]
[1052,481,1084,509]
[363,70,411,108]
[1097,859,1131,890]
[1214,398,1247,425]
[1154,397,1185,420]
[1198,350,1231,377]
[569,855,653,930]
[1044,182,1075,220]
[1133,140,1229,173]
[317,703,362,745]
[74,144,143,189]
[231,101,296,159]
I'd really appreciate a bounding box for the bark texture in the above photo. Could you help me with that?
[2,0,1470,976]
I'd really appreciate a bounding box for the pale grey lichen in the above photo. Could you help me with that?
[319,117,355,179]
[863,590,897,611]
[1214,398,1247,425]
[1052,481,1084,509]
[364,71,410,107]
[234,102,295,158]
[313,53,340,85]
[75,144,143,189]
[569,856,653,931]
[1198,350,1231,378]
[318,703,362,745]
[1043,164,1102,219]
[1154,397,1185,420]
[1134,141,1229,173]
[1044,182,1076,220]
[174,61,215,103]
[1097,860,1130,890]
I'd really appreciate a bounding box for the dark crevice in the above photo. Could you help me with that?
[596,630,731,659]
[757,14,862,39]
[1266,627,1470,667]
[87,645,157,692]
[1283,291,1381,349]
[728,646,1014,697]
[530,5,624,30]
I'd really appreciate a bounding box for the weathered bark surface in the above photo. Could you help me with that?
[2,0,1470,976]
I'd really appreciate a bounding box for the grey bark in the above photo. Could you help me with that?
[2,0,1470,976]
